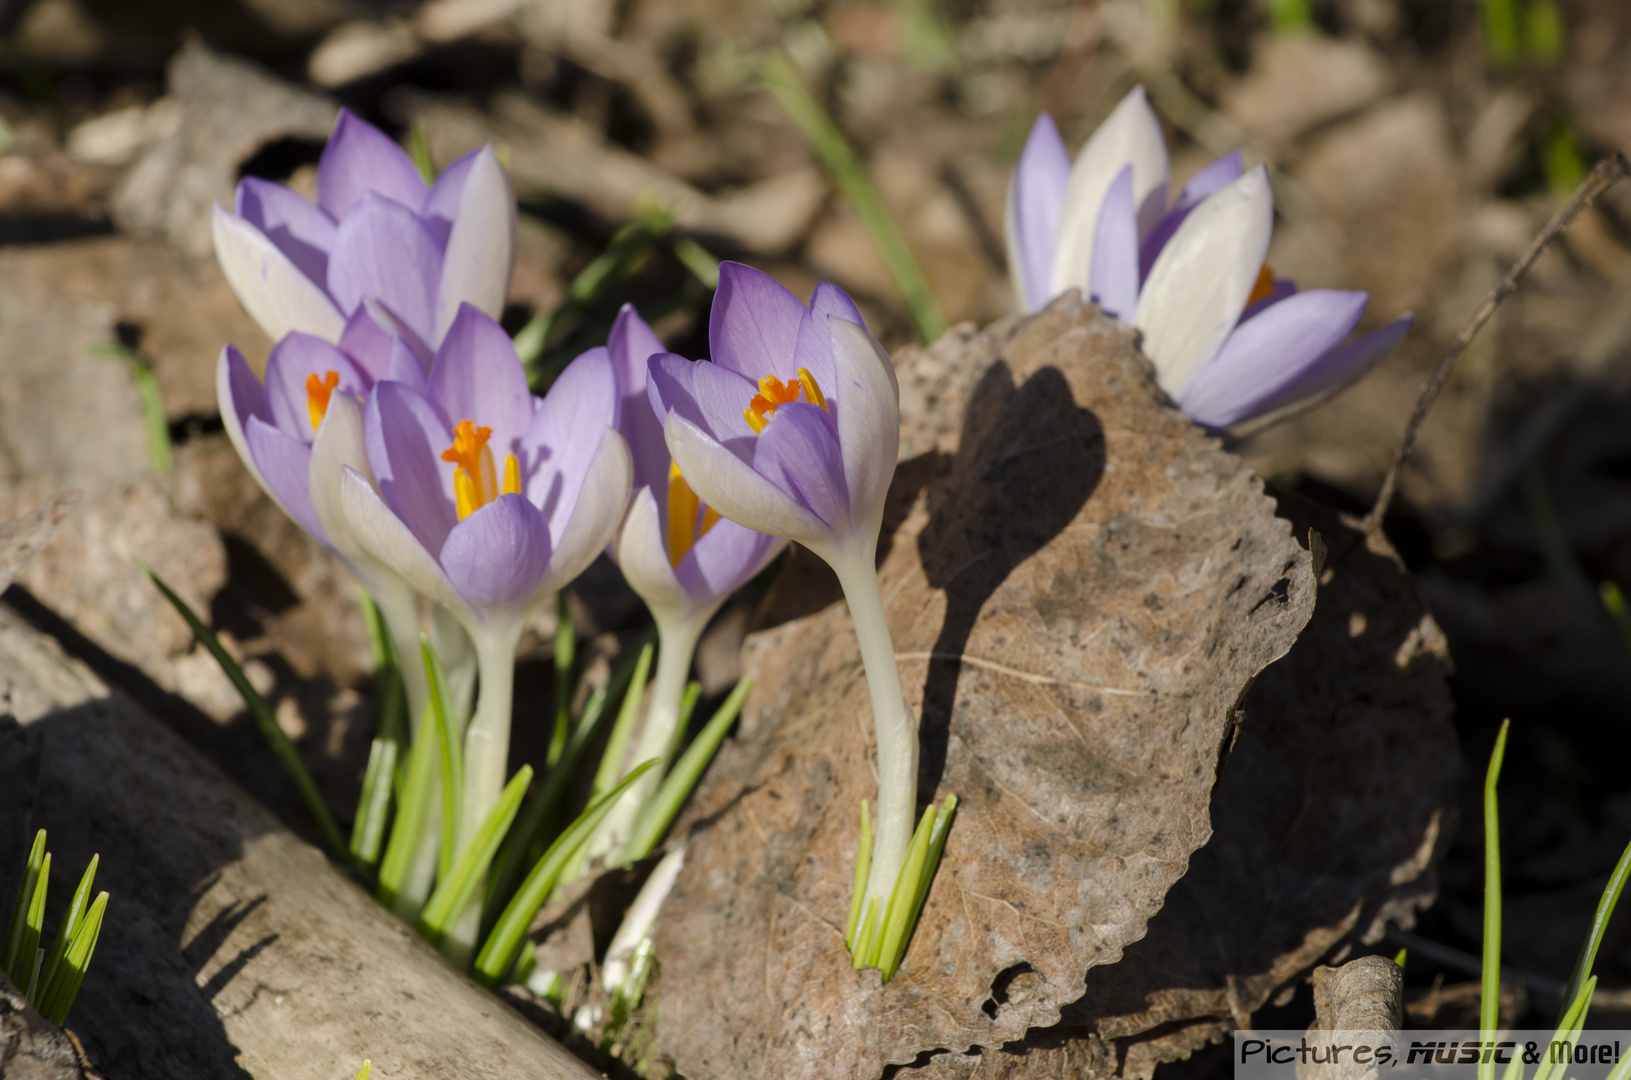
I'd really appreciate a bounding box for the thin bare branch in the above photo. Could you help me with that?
[1366,152,1631,530]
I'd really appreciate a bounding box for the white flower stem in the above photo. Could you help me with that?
[368,578,428,733]
[588,604,715,861]
[603,843,685,995]
[440,621,523,961]
[829,543,918,920]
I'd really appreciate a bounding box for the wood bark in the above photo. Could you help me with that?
[0,604,601,1080]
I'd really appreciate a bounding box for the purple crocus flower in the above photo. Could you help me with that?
[646,263,932,967]
[587,304,786,860]
[213,109,516,358]
[1007,88,1412,432]
[338,303,631,952]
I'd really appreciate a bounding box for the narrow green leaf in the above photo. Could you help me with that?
[352,589,405,864]
[662,681,703,767]
[37,853,96,1003]
[1,829,45,981]
[845,801,871,948]
[1483,0,1521,67]
[21,851,49,998]
[547,591,575,769]
[89,343,172,473]
[354,1062,372,1080]
[473,760,659,986]
[617,676,751,865]
[759,54,947,344]
[483,631,653,926]
[1557,836,1631,1024]
[1600,581,1631,661]
[351,739,399,868]
[591,643,654,802]
[1267,0,1312,33]
[884,795,957,981]
[422,638,464,882]
[1393,948,1408,968]
[873,803,936,975]
[419,765,533,942]
[145,564,347,860]
[377,695,441,911]
[850,897,879,971]
[408,120,437,184]
[1533,975,1596,1080]
[39,891,106,1025]
[1526,0,1565,65]
[1480,719,1510,1080]
[673,236,721,288]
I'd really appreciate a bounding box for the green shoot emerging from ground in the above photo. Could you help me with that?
[1,829,109,1025]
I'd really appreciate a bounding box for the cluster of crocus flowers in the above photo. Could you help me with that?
[647,263,952,976]
[1007,87,1412,432]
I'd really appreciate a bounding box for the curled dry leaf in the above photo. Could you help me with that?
[651,295,1321,1079]
[895,496,1456,1079]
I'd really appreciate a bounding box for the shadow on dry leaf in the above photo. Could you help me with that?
[652,297,1323,1079]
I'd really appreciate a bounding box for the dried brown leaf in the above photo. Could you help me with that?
[652,297,1318,1079]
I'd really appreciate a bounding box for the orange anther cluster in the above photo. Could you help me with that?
[1247,265,1278,308]
[305,371,341,432]
[443,420,518,521]
[743,367,829,434]
[667,461,721,567]
[441,420,494,478]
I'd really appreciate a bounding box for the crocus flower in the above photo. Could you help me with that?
[647,263,936,965]
[213,108,516,359]
[218,330,434,726]
[588,305,785,859]
[339,303,631,952]
[1007,88,1412,432]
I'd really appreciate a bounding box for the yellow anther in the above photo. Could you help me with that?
[306,371,340,432]
[742,369,829,434]
[442,420,498,520]
[666,461,721,567]
[1247,265,1277,308]
[502,453,521,496]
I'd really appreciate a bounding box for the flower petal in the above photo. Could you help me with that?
[308,391,375,564]
[751,402,850,533]
[1172,289,1368,429]
[665,411,827,544]
[214,204,346,344]
[439,493,552,611]
[420,148,477,249]
[1135,165,1274,394]
[236,177,336,288]
[1006,112,1071,313]
[317,109,428,221]
[428,303,534,457]
[219,344,270,492]
[386,334,429,394]
[366,380,458,556]
[1049,85,1170,297]
[536,428,633,601]
[1231,314,1413,434]
[340,464,466,615]
[245,415,326,543]
[1088,165,1140,322]
[708,261,805,381]
[678,516,784,606]
[791,281,863,399]
[327,192,443,348]
[614,485,692,615]
[829,317,898,539]
[608,305,672,494]
[1139,150,1243,276]
[523,350,619,547]
[361,296,434,369]
[647,352,762,460]
[434,146,516,342]
[265,332,370,441]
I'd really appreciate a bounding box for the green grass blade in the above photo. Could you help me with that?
[354,1062,372,1080]
[1526,0,1565,66]
[618,677,751,865]
[21,851,49,998]
[377,696,442,910]
[1600,581,1631,660]
[591,643,654,801]
[2,829,46,981]
[422,639,464,882]
[38,890,106,1025]
[1483,0,1521,67]
[473,760,659,986]
[418,765,533,942]
[89,343,171,473]
[1267,0,1312,33]
[1533,975,1596,1080]
[145,564,347,860]
[760,54,947,344]
[1481,719,1511,1080]
[37,853,95,1002]
[1557,836,1631,1024]
[873,804,935,973]
[352,592,406,864]
[845,802,871,948]
[882,794,957,980]
[548,591,575,769]
[408,120,436,183]
[483,631,653,925]
[662,681,703,766]
[673,237,721,288]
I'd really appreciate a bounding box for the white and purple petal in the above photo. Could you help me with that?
[244,416,326,543]
[608,304,672,494]
[213,204,347,344]
[750,402,851,534]
[264,332,370,441]
[440,494,552,611]
[429,304,534,457]
[316,109,429,221]
[664,411,827,544]
[366,380,458,556]
[521,345,619,542]
[236,177,336,288]
[433,146,516,342]
[1006,112,1071,314]
[708,262,806,381]
[1088,165,1140,322]
[327,192,444,349]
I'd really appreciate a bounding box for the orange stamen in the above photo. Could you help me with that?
[305,371,340,432]
[666,462,721,567]
[742,368,829,434]
[1247,265,1277,308]
[442,420,498,520]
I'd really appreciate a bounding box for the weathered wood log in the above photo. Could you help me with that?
[1298,956,1405,1080]
[0,604,601,1080]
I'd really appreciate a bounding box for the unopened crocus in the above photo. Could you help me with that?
[588,305,785,859]
[339,303,632,952]
[1007,88,1412,432]
[647,263,935,963]
[214,108,516,359]
[218,331,434,725]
